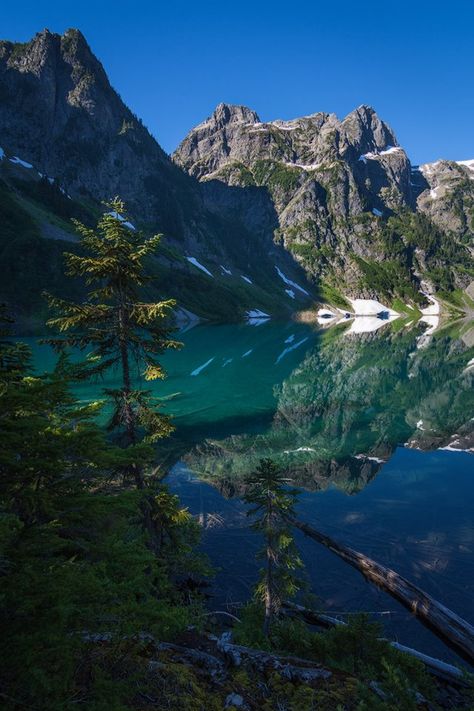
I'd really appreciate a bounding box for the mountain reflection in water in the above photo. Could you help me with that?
[182,319,473,496]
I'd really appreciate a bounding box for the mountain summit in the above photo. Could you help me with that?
[174,101,473,300]
[0,28,186,226]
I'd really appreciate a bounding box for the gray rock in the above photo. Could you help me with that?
[224,692,245,708]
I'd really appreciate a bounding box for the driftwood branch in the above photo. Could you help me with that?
[291,518,474,665]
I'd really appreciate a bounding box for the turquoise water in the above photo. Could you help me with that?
[27,319,474,662]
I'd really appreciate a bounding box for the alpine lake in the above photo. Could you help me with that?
[27,315,474,665]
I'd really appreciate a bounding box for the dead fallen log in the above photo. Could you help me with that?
[282,601,468,686]
[216,631,332,683]
[291,518,474,665]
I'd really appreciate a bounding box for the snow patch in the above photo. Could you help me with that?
[220,265,232,275]
[380,145,402,156]
[186,257,213,277]
[416,420,425,430]
[346,315,398,334]
[105,211,136,230]
[246,309,269,319]
[348,299,398,317]
[416,315,439,349]
[242,349,253,358]
[420,293,440,316]
[275,266,309,295]
[275,337,308,364]
[190,357,215,376]
[418,161,440,175]
[9,156,33,169]
[359,146,402,163]
[464,357,474,372]
[372,208,383,217]
[354,454,386,464]
[284,334,295,343]
[0,146,4,159]
[456,159,474,170]
[286,161,322,171]
[241,275,253,284]
[285,289,295,299]
[222,358,233,368]
[283,446,316,454]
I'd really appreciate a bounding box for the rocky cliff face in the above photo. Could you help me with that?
[174,102,413,217]
[174,104,473,302]
[0,29,191,229]
[414,159,474,236]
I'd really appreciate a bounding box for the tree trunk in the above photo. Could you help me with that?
[263,494,276,637]
[117,298,160,555]
[291,518,474,665]
[117,301,140,474]
[263,542,273,637]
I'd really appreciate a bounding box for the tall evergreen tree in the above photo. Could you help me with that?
[244,459,303,637]
[44,199,181,550]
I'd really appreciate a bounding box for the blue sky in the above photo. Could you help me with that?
[2,0,473,164]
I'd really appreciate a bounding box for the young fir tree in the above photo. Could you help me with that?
[244,458,303,637]
[44,199,181,551]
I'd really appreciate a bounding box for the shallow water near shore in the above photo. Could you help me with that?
[28,318,474,664]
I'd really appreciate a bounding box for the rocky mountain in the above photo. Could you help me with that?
[0,28,472,331]
[0,29,314,330]
[0,28,188,227]
[174,104,474,305]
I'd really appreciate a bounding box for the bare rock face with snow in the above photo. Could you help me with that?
[173,104,416,295]
[174,103,412,216]
[174,102,473,300]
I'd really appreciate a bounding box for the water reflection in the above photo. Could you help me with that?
[184,320,474,495]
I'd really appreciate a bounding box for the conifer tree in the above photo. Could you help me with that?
[44,199,183,550]
[45,199,180,466]
[244,458,303,637]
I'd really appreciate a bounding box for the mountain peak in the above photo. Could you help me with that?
[342,104,398,152]
[211,103,260,126]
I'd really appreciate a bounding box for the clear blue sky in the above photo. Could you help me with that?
[2,0,474,164]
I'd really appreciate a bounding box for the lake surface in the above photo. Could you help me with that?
[27,318,474,663]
